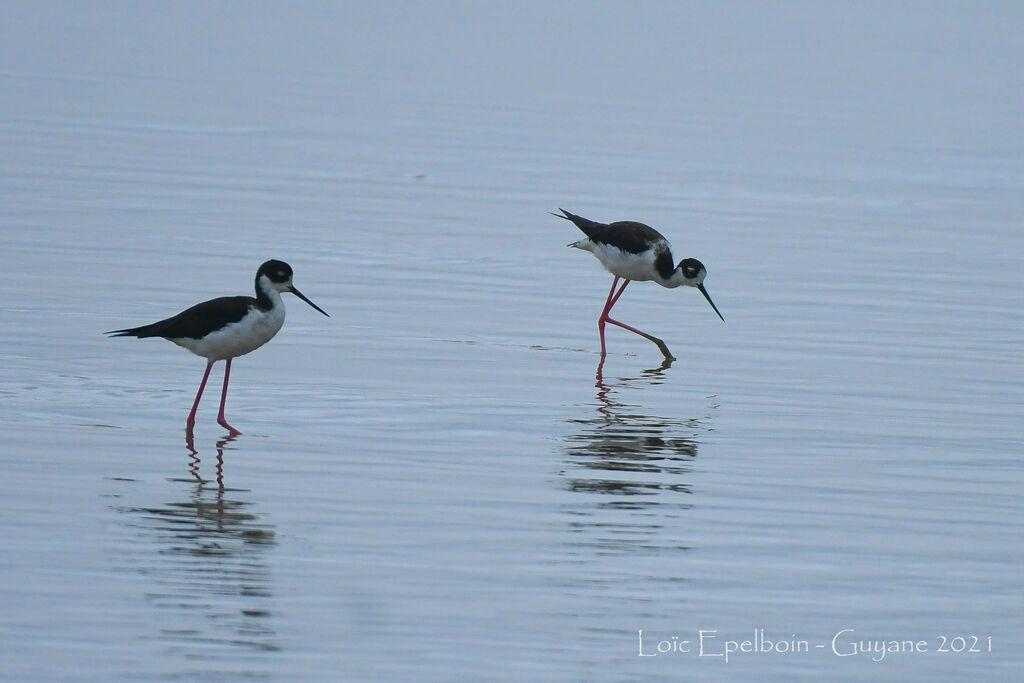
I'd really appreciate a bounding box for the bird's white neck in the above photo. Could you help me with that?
[660,268,692,289]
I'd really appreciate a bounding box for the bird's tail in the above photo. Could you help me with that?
[105,322,166,338]
[552,208,605,241]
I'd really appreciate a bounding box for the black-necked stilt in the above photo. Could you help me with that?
[107,259,328,434]
[555,208,723,361]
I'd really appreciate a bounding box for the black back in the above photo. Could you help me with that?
[106,296,256,340]
[104,260,297,340]
[555,208,669,255]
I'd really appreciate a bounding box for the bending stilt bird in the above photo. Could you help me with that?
[556,209,723,361]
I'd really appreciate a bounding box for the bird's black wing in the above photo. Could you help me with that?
[600,221,667,254]
[554,208,666,254]
[106,296,255,340]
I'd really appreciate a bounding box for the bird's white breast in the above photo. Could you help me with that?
[172,305,286,361]
[577,239,663,282]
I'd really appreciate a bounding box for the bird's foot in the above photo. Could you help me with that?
[217,417,242,435]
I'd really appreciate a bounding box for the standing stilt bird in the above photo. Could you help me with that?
[556,209,723,361]
[106,259,328,434]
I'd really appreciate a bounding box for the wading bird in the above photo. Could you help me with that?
[556,208,723,361]
[107,259,328,433]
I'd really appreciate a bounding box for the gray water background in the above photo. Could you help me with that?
[1,2,1022,680]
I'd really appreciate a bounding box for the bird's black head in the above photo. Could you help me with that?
[256,259,329,317]
[677,258,707,283]
[677,257,724,321]
[258,259,294,284]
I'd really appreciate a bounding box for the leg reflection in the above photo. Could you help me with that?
[565,364,712,554]
[114,446,277,669]
[183,428,238,491]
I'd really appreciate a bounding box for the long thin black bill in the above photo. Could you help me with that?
[289,286,329,317]
[697,283,724,321]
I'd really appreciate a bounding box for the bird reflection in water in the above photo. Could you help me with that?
[185,427,235,488]
[118,432,279,668]
[561,359,711,555]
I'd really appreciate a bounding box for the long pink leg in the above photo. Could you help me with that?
[187,361,215,431]
[601,278,676,361]
[606,277,630,311]
[216,358,241,434]
[597,277,627,355]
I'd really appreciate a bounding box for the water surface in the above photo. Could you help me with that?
[1,2,1022,680]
